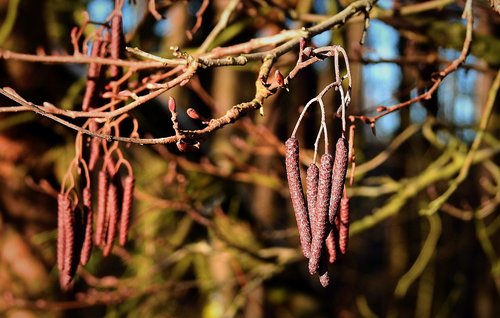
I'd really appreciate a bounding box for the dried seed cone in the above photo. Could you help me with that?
[306,164,319,234]
[80,187,93,265]
[57,193,70,272]
[103,183,119,256]
[325,228,337,263]
[309,153,333,275]
[95,170,109,246]
[329,137,348,224]
[339,195,350,254]
[285,137,311,258]
[119,175,135,246]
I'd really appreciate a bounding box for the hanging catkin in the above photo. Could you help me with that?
[339,193,350,254]
[306,163,319,234]
[285,137,311,258]
[57,193,70,272]
[61,199,75,287]
[80,187,93,265]
[94,170,109,246]
[308,153,333,275]
[325,228,337,263]
[329,137,348,224]
[103,182,119,256]
[119,175,135,246]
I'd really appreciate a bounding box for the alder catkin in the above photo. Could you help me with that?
[82,40,102,112]
[306,163,319,234]
[109,13,124,80]
[318,251,331,287]
[325,228,337,264]
[329,137,348,224]
[57,193,70,272]
[95,170,109,246]
[285,137,311,258]
[119,175,135,246]
[339,194,350,254]
[309,153,333,275]
[61,200,75,287]
[103,182,119,256]
[80,187,93,265]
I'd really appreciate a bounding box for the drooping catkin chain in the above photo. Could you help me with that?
[309,153,333,275]
[119,174,135,246]
[329,136,349,224]
[95,170,109,246]
[339,191,350,254]
[80,187,93,265]
[285,137,312,258]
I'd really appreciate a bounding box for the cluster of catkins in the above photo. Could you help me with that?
[57,10,135,289]
[285,135,350,287]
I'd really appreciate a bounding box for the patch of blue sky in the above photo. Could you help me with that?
[154,19,171,37]
[87,0,138,33]
[409,89,427,123]
[365,20,399,60]
[311,30,332,47]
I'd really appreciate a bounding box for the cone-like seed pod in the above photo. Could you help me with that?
[57,193,71,272]
[339,194,350,254]
[325,228,337,263]
[95,170,109,246]
[285,137,311,258]
[306,163,319,234]
[103,183,119,256]
[329,137,348,224]
[309,153,333,275]
[119,175,135,246]
[80,187,93,265]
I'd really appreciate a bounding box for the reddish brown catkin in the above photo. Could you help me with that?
[61,200,75,287]
[103,182,119,256]
[109,12,124,81]
[306,163,319,235]
[325,228,337,263]
[329,137,348,224]
[119,175,135,246]
[318,250,331,287]
[339,193,350,254]
[285,137,311,258]
[80,187,93,265]
[309,153,333,275]
[82,40,102,112]
[94,170,109,246]
[57,193,70,272]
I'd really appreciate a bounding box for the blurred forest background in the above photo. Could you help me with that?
[0,0,499,317]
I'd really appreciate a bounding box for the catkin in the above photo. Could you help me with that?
[285,137,311,258]
[57,193,70,272]
[119,175,135,246]
[80,187,93,265]
[339,194,350,254]
[95,170,109,246]
[329,137,348,224]
[61,200,75,287]
[103,182,119,256]
[109,13,124,80]
[306,163,319,234]
[325,228,337,263]
[309,153,333,275]
[82,40,102,112]
[318,251,331,287]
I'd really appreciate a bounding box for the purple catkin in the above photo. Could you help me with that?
[285,137,311,258]
[94,170,109,246]
[103,183,119,256]
[80,187,93,265]
[325,228,337,263]
[306,163,319,235]
[82,40,102,112]
[119,175,135,246]
[329,137,348,224]
[61,200,75,288]
[109,13,124,80]
[339,195,350,254]
[308,153,333,275]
